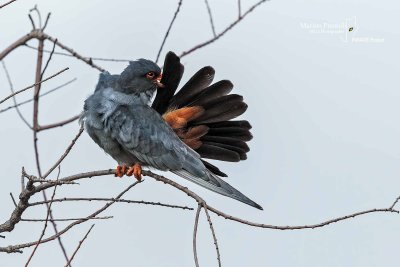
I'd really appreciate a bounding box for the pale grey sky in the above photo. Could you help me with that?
[1,0,399,266]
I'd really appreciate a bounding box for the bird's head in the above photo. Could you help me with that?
[118,59,164,95]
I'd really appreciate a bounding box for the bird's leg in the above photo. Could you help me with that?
[126,163,142,181]
[115,165,127,177]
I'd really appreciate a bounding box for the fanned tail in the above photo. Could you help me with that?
[153,51,253,177]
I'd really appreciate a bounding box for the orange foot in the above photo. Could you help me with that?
[115,165,127,178]
[126,163,142,181]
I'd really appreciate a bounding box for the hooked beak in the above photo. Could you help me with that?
[154,73,164,88]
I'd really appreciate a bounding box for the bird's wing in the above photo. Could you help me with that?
[152,51,252,177]
[106,103,195,172]
[106,103,262,209]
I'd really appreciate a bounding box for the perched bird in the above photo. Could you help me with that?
[81,52,262,210]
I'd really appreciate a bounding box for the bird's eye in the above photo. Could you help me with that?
[145,71,156,79]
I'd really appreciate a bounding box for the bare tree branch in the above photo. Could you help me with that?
[1,60,32,128]
[21,217,112,222]
[30,197,193,211]
[203,205,221,267]
[24,44,131,62]
[155,0,183,63]
[9,193,17,208]
[38,114,80,131]
[64,224,95,267]
[0,78,77,114]
[0,67,69,105]
[0,181,140,253]
[0,30,105,71]
[24,167,60,266]
[42,127,84,179]
[193,204,201,267]
[204,0,216,37]
[40,38,57,79]
[30,35,72,264]
[0,0,18,9]
[180,0,268,58]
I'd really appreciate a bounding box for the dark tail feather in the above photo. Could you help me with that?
[197,144,241,162]
[170,66,215,108]
[152,52,184,114]
[207,127,253,141]
[201,136,250,152]
[155,53,253,176]
[188,80,233,107]
[206,120,252,130]
[202,160,227,177]
[201,141,248,160]
[193,96,248,124]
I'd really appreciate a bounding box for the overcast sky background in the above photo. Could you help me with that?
[1,0,399,266]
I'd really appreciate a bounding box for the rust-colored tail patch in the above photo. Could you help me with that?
[163,106,204,129]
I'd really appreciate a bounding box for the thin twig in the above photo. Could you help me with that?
[24,44,131,62]
[203,205,221,267]
[40,38,57,79]
[44,34,105,72]
[155,0,183,63]
[390,195,400,210]
[0,0,18,9]
[0,78,77,114]
[9,193,17,208]
[238,0,242,18]
[0,31,105,71]
[29,5,42,29]
[24,167,60,266]
[0,67,69,105]
[38,114,80,131]
[1,60,32,128]
[42,12,51,30]
[193,204,202,267]
[28,14,36,30]
[64,224,95,267]
[180,0,268,58]
[21,167,25,192]
[42,127,84,179]
[30,197,194,211]
[21,217,112,222]
[204,0,216,37]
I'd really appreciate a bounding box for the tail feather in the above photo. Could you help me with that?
[201,136,250,152]
[197,144,241,162]
[188,80,233,107]
[207,127,253,141]
[172,169,262,210]
[154,52,254,176]
[201,160,227,177]
[201,141,248,160]
[193,96,248,124]
[170,66,215,108]
[152,52,184,114]
[205,120,252,130]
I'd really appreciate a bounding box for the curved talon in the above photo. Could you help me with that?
[127,163,142,181]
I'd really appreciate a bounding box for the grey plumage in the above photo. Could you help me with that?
[81,58,262,210]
